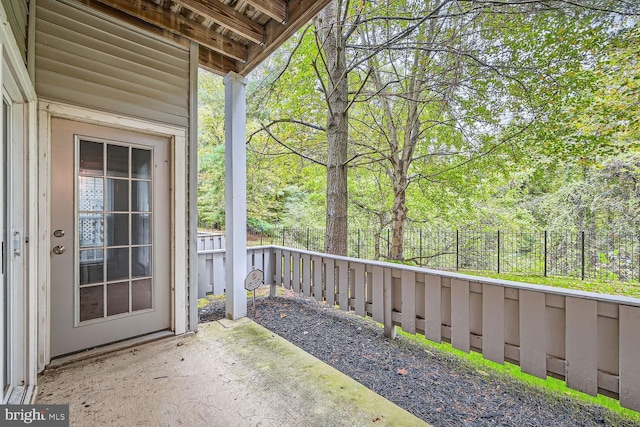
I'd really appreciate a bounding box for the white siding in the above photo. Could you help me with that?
[1,0,28,63]
[35,0,190,127]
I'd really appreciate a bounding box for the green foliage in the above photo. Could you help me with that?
[197,3,640,248]
[461,270,640,298]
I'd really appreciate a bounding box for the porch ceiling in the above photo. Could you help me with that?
[71,0,332,76]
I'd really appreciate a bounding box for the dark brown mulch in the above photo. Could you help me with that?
[199,293,639,427]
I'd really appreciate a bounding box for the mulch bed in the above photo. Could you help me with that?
[199,292,638,427]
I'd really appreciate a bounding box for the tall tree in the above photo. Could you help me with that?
[314,1,350,255]
[244,0,638,257]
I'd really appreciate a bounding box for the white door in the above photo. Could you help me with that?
[50,119,171,357]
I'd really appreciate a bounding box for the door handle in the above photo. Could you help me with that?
[52,245,66,255]
[13,231,21,256]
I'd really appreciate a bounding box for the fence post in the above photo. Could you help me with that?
[306,228,310,250]
[581,231,585,280]
[456,230,459,271]
[419,230,423,267]
[544,230,548,277]
[497,230,501,274]
[357,229,361,258]
[282,227,286,247]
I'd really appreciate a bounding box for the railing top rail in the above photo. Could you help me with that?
[197,245,274,255]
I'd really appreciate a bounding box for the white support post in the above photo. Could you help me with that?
[224,71,248,319]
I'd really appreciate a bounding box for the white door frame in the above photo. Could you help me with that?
[37,100,188,369]
[0,0,38,403]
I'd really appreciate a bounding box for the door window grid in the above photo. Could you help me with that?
[77,140,153,323]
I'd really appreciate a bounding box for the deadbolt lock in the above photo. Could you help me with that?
[52,245,66,255]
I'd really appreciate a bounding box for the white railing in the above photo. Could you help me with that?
[197,246,272,298]
[197,232,225,251]
[197,245,640,412]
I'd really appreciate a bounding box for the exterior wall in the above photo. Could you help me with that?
[33,0,197,364]
[35,0,190,127]
[1,0,28,64]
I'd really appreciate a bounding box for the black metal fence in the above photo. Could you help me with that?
[243,226,640,283]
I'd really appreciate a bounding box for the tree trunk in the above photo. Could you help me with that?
[390,174,407,260]
[315,1,349,256]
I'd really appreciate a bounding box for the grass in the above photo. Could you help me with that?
[397,328,640,423]
[459,270,640,298]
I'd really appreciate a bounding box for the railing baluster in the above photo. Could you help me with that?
[354,263,365,316]
[325,258,335,307]
[566,297,598,396]
[424,275,442,343]
[451,279,470,353]
[337,260,349,311]
[312,255,323,301]
[383,267,396,339]
[519,290,546,379]
[401,270,416,334]
[371,266,384,323]
[302,254,311,296]
[620,305,640,411]
[482,284,505,364]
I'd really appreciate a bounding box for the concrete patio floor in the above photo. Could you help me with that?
[37,318,427,427]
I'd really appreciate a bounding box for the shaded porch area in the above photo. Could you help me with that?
[36,319,425,427]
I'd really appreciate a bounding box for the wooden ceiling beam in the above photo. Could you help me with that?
[239,0,331,75]
[172,0,265,45]
[88,0,247,62]
[199,45,238,75]
[244,0,287,24]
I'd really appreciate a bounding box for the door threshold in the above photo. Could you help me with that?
[47,330,181,369]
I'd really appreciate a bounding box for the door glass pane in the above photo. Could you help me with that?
[131,214,151,245]
[106,247,129,281]
[107,179,129,212]
[79,249,104,285]
[107,214,129,246]
[107,145,128,177]
[132,181,151,212]
[132,148,151,179]
[79,141,103,175]
[79,214,104,248]
[132,246,151,278]
[107,282,129,316]
[77,142,154,322]
[132,279,152,311]
[79,285,104,321]
[78,177,104,211]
